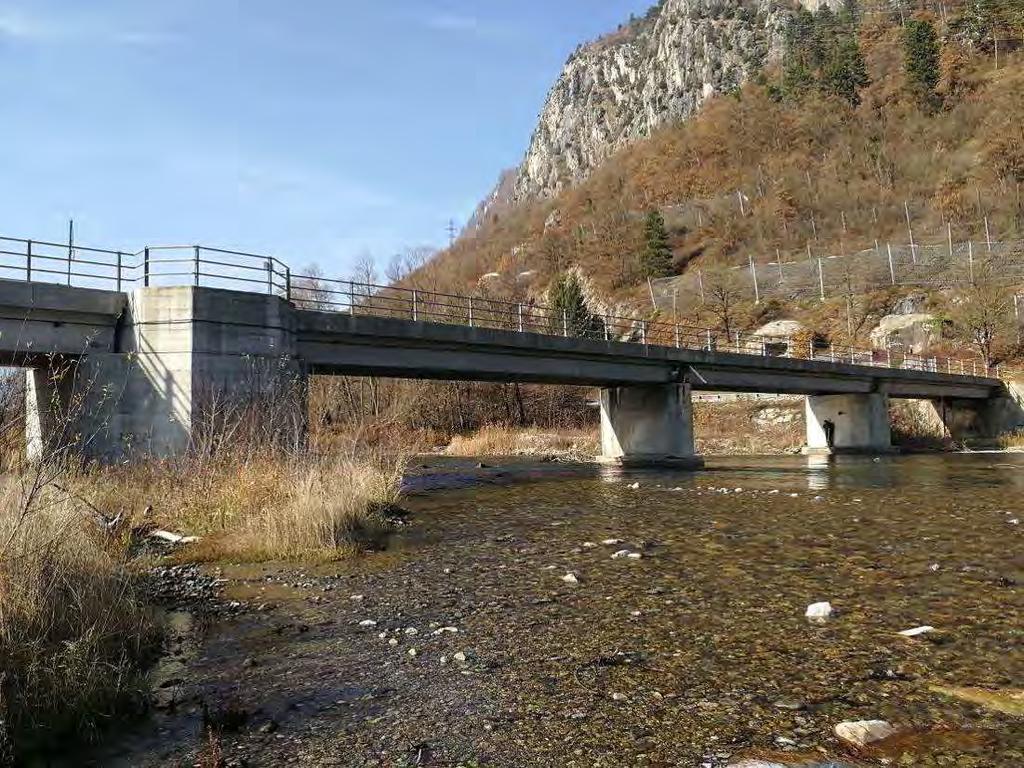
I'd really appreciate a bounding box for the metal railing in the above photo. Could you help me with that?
[0,234,1004,381]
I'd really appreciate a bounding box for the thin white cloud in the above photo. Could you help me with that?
[0,5,172,46]
[425,13,482,33]
[420,10,515,40]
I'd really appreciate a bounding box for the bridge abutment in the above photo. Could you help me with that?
[803,392,893,455]
[26,287,307,462]
[598,383,702,468]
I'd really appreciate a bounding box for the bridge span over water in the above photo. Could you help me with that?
[1,235,1019,465]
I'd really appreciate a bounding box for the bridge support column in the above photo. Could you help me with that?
[598,383,701,468]
[922,381,1024,442]
[26,286,307,462]
[803,392,893,455]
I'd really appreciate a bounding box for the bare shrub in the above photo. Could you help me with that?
[0,479,157,754]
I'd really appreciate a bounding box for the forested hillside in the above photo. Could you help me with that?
[318,1,1024,440]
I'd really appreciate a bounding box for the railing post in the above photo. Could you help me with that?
[604,315,610,342]
[562,308,568,337]
[707,329,713,351]
[265,259,273,294]
[886,348,892,367]
[468,296,474,328]
[830,345,835,363]
[193,245,200,287]
[641,320,647,346]
[25,240,32,283]
[972,361,977,376]
[734,331,740,354]
[517,303,523,333]
[144,247,150,287]
[412,290,419,321]
[285,267,291,302]
[674,323,680,348]
[116,251,123,292]
[349,282,356,315]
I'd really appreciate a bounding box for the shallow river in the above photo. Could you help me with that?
[93,454,1022,767]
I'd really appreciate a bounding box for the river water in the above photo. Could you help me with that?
[92,454,1022,767]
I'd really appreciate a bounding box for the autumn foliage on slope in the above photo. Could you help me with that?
[419,15,1023,313]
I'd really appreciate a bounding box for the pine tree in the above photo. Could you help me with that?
[640,209,674,279]
[903,19,941,109]
[547,272,603,338]
[820,34,870,105]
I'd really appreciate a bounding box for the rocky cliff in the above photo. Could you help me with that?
[509,0,794,202]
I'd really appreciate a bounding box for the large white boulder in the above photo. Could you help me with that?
[869,313,938,355]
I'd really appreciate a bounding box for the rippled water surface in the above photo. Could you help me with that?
[95,454,1023,767]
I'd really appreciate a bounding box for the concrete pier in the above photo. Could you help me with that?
[26,286,307,462]
[598,383,702,468]
[803,392,893,455]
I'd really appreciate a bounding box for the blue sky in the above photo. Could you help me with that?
[0,1,652,274]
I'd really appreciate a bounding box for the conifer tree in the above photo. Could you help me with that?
[640,209,674,279]
[547,272,603,338]
[903,18,941,110]
[821,34,870,105]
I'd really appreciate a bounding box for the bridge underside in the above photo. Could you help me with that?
[2,282,1018,463]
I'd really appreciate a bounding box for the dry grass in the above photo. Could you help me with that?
[72,449,407,562]
[694,400,805,455]
[0,478,158,756]
[445,424,599,459]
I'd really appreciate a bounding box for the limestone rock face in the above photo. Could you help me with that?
[510,0,793,202]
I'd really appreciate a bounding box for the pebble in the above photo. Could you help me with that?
[453,651,467,663]
[601,538,623,546]
[805,601,833,623]
[407,648,418,657]
[627,482,640,489]
[561,573,580,584]
[388,638,398,647]
[898,625,935,637]
[611,692,627,701]
[431,626,458,635]
[358,619,377,627]
[611,549,632,559]
[833,719,897,748]
[627,552,642,560]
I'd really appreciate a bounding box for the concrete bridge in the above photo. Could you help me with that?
[1,235,1019,465]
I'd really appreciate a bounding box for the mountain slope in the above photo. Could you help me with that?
[512,0,791,201]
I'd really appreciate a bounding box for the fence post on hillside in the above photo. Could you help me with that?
[817,258,825,300]
[968,241,975,285]
[984,216,993,252]
[948,223,954,259]
[698,270,705,304]
[887,243,896,285]
[749,255,760,303]
[905,201,917,264]
[776,248,784,283]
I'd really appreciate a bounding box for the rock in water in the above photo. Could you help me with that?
[897,625,935,637]
[805,601,833,623]
[833,720,897,748]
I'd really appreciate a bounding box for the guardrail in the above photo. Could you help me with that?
[0,234,1004,381]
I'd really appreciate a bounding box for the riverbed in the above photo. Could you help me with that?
[90,454,1022,767]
